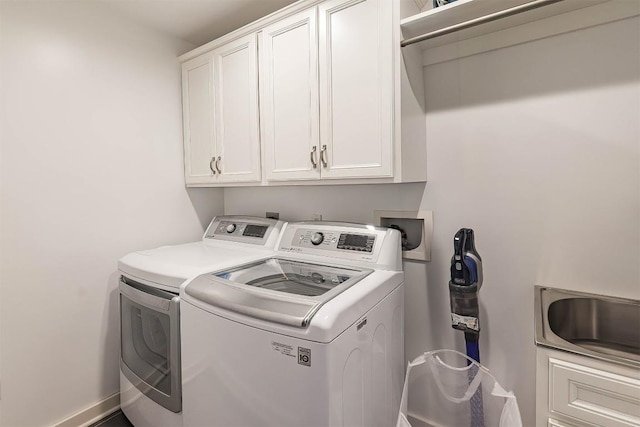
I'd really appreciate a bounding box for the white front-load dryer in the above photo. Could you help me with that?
[180,222,404,427]
[118,216,285,427]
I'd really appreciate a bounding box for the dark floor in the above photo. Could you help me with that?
[89,410,134,427]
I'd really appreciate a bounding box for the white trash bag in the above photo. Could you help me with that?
[397,349,522,427]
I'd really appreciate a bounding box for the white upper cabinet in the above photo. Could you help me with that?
[182,53,215,185]
[181,34,260,185]
[212,33,261,183]
[180,0,427,187]
[260,9,320,181]
[261,0,394,182]
[318,0,393,179]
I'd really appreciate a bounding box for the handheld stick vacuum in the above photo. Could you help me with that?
[449,228,485,427]
[449,228,483,359]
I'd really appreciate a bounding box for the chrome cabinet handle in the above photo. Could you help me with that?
[209,157,216,175]
[310,146,317,169]
[320,145,328,168]
[215,156,222,174]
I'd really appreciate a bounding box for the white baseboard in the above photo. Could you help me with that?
[53,393,120,427]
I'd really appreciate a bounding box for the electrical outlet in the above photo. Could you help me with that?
[312,213,323,221]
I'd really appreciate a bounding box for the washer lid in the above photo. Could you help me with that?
[183,258,372,328]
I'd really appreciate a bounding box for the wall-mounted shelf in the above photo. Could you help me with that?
[401,0,609,50]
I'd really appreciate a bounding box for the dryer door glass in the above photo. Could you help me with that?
[121,296,171,395]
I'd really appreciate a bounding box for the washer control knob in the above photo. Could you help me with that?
[226,223,237,233]
[310,232,324,246]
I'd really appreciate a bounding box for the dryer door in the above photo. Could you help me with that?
[119,277,181,413]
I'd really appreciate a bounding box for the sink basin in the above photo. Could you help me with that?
[535,286,640,368]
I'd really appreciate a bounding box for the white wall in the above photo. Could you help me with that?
[225,16,640,426]
[0,2,223,426]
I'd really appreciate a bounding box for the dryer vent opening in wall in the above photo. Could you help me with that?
[374,210,433,261]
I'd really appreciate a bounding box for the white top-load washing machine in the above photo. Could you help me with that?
[180,221,405,427]
[118,216,285,427]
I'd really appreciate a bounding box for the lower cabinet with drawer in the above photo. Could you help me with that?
[536,347,640,427]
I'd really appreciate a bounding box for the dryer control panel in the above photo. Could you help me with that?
[203,216,284,246]
[213,221,269,239]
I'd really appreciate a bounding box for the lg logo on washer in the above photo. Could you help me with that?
[298,347,311,367]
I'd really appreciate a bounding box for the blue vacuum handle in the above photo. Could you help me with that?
[451,228,481,286]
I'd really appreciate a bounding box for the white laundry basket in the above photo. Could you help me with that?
[397,349,522,427]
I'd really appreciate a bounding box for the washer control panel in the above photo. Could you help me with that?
[337,233,375,253]
[291,229,376,253]
[277,222,400,269]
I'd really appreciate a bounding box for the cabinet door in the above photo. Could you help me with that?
[318,0,393,179]
[182,54,216,185]
[213,33,261,183]
[261,9,320,181]
[549,357,640,426]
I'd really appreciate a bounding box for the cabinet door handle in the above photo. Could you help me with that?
[310,146,318,169]
[215,156,222,174]
[209,157,216,175]
[320,145,328,168]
